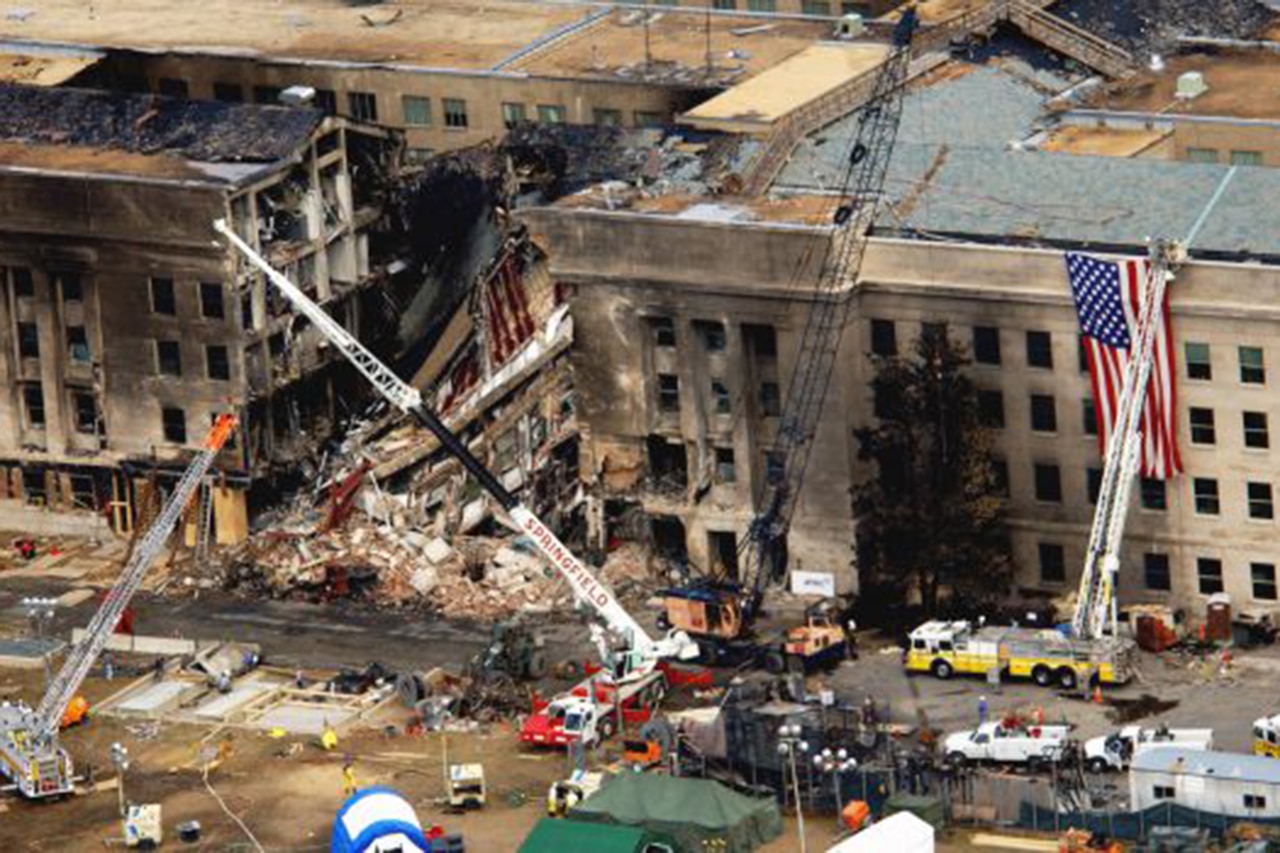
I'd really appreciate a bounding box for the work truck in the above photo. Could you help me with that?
[944,721,1071,768]
[1084,724,1213,773]
[520,670,666,749]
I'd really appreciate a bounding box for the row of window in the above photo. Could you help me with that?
[20,383,98,435]
[159,77,667,133]
[153,341,232,381]
[1186,146,1265,166]
[656,372,781,417]
[150,277,225,320]
[871,319,1270,386]
[1038,542,1279,601]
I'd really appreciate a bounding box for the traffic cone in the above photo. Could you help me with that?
[1092,685,1104,704]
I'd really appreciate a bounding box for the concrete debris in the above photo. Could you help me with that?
[1053,0,1277,54]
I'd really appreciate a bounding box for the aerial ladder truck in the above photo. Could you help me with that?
[0,415,237,798]
[907,240,1185,689]
[212,221,698,684]
[659,11,918,666]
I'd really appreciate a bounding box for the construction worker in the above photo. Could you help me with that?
[342,757,358,797]
[321,722,339,752]
[978,694,988,726]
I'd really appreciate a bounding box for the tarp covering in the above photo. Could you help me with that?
[882,792,946,829]
[519,818,677,853]
[825,811,935,853]
[331,787,428,853]
[570,773,782,853]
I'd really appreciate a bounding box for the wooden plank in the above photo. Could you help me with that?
[213,485,249,545]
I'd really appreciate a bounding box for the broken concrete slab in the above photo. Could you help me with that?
[423,536,454,564]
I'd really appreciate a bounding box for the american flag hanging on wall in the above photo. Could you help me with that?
[1066,252,1183,480]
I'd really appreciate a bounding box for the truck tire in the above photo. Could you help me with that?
[946,751,967,768]
[764,650,787,674]
[696,640,720,666]
[1032,665,1053,687]
[1027,755,1045,774]
[526,650,548,680]
[1056,667,1078,690]
[931,659,954,680]
[599,716,616,739]
[1086,757,1110,774]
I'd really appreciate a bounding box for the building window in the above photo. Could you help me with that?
[398,95,431,127]
[657,374,680,412]
[347,91,378,122]
[593,108,622,127]
[1034,463,1062,503]
[57,272,82,302]
[1152,785,1175,801]
[1030,394,1057,433]
[443,98,469,129]
[714,447,736,483]
[1086,467,1101,504]
[314,89,337,116]
[1077,334,1089,373]
[764,450,785,485]
[991,459,1009,497]
[253,85,282,105]
[1245,411,1270,449]
[1026,330,1053,369]
[1185,342,1211,380]
[1241,346,1266,384]
[973,326,1000,365]
[22,383,44,429]
[1198,558,1224,595]
[746,0,778,10]
[1245,794,1268,810]
[714,0,736,8]
[67,326,90,363]
[652,317,676,348]
[200,282,225,319]
[745,324,777,358]
[697,321,727,352]
[158,77,189,98]
[213,82,244,103]
[1189,407,1216,445]
[710,379,731,414]
[1144,553,1171,591]
[206,345,231,381]
[634,111,664,128]
[802,0,831,12]
[977,389,1004,429]
[1082,398,1098,436]
[72,391,98,434]
[1140,477,1166,511]
[156,340,182,376]
[1254,564,1278,600]
[870,319,896,357]
[1186,147,1219,163]
[501,103,526,128]
[761,381,782,417]
[161,406,187,444]
[1193,478,1220,515]
[1039,543,1065,583]
[1231,150,1264,166]
[150,277,176,315]
[537,104,567,124]
[1249,482,1274,520]
[10,266,32,297]
[17,322,39,359]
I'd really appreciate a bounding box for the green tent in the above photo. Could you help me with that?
[519,818,679,853]
[568,773,783,853]
[882,792,946,829]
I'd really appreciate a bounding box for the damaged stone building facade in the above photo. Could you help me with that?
[0,84,399,538]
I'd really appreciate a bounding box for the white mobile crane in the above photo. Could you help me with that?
[0,414,237,798]
[908,239,1184,689]
[212,220,697,680]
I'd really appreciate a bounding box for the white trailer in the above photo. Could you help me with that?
[1130,748,1280,818]
[1084,724,1213,773]
[943,721,1070,768]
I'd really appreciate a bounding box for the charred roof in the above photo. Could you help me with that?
[0,84,323,164]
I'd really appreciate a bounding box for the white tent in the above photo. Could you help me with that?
[825,811,935,853]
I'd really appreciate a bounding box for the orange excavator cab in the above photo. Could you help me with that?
[60,696,90,730]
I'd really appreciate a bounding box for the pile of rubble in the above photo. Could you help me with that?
[1053,0,1277,53]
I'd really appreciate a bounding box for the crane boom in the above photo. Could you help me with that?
[213,220,696,675]
[1072,240,1183,640]
[740,14,917,609]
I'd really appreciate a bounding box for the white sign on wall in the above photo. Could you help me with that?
[790,570,836,597]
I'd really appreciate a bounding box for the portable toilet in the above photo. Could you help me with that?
[331,787,430,853]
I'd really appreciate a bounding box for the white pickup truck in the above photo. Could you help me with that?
[1083,724,1213,773]
[944,721,1070,768]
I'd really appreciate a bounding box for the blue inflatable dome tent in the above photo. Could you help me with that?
[332,787,430,853]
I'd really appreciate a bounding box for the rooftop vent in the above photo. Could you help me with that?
[834,13,864,40]
[280,85,316,107]
[1175,71,1208,100]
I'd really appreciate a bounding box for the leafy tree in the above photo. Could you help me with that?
[854,325,1013,615]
